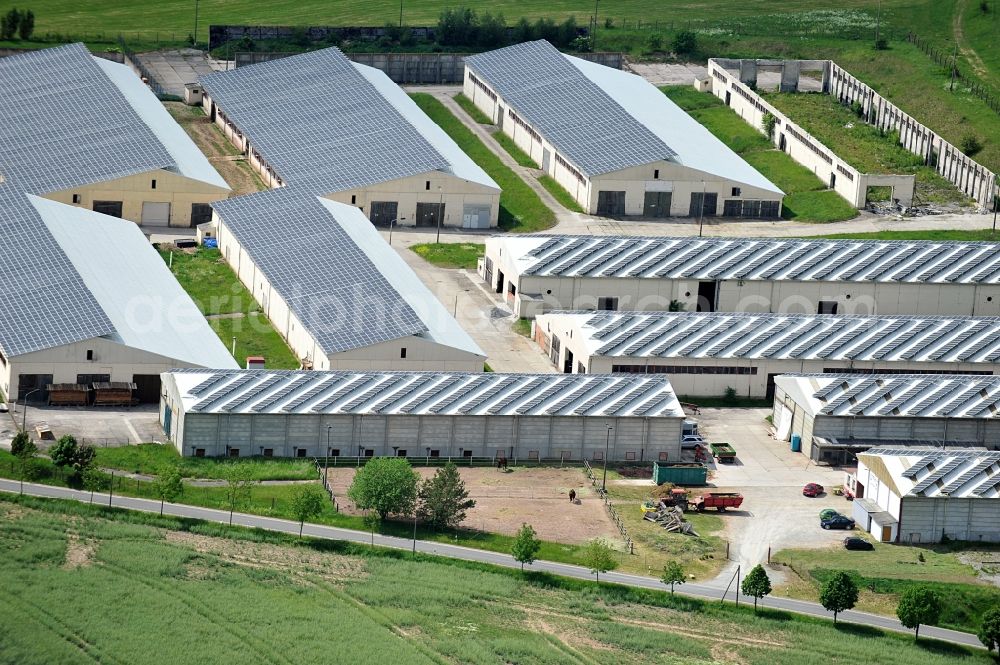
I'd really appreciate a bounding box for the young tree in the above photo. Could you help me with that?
[49,435,79,468]
[82,467,105,504]
[17,9,32,40]
[290,484,326,537]
[512,17,534,43]
[223,465,258,525]
[10,430,33,458]
[49,436,96,484]
[347,457,418,521]
[511,523,541,571]
[978,606,1000,654]
[417,462,475,530]
[896,587,942,640]
[11,431,38,488]
[154,466,185,516]
[583,538,618,581]
[661,561,685,594]
[671,29,698,56]
[1,8,20,40]
[741,564,772,612]
[819,571,859,624]
[477,11,507,48]
[556,16,577,48]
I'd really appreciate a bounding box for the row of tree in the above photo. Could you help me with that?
[433,9,585,50]
[1,8,34,41]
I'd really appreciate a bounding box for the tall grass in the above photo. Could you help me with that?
[96,443,318,480]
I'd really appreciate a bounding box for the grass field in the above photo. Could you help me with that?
[816,229,1000,242]
[763,91,974,206]
[410,242,484,269]
[662,86,858,223]
[493,131,539,168]
[157,247,299,369]
[775,541,1000,634]
[453,92,493,124]
[94,443,318,480]
[512,318,533,337]
[538,175,586,213]
[1,495,992,665]
[410,93,556,232]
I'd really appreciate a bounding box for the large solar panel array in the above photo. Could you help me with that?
[0,44,174,194]
[172,369,683,418]
[807,374,1000,418]
[514,235,1000,283]
[865,448,1000,498]
[199,47,451,193]
[556,311,1000,363]
[212,189,425,354]
[0,190,115,357]
[465,41,675,177]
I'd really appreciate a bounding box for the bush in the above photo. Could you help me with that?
[348,457,418,520]
[961,134,983,157]
[437,7,478,46]
[534,17,558,43]
[723,387,738,403]
[672,30,698,56]
[648,33,663,52]
[762,112,777,140]
[980,0,990,14]
[1,8,19,40]
[478,11,507,48]
[17,9,33,40]
[874,37,888,50]
[512,17,533,43]
[556,16,578,48]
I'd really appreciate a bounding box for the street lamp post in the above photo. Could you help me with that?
[435,186,444,244]
[697,180,706,237]
[21,388,41,433]
[325,425,332,480]
[601,425,613,492]
[388,218,398,246]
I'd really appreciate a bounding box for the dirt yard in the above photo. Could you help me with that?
[325,465,619,544]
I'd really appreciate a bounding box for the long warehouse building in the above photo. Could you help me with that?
[0,190,237,403]
[464,40,783,218]
[161,369,685,461]
[0,43,230,227]
[483,235,1000,318]
[534,311,1000,398]
[212,188,486,372]
[772,374,1000,465]
[200,47,500,229]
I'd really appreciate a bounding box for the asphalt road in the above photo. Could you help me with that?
[1,479,983,651]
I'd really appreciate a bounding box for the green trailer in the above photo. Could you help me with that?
[652,462,708,486]
[709,443,737,463]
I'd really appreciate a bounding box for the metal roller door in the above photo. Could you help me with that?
[597,191,625,216]
[141,201,171,226]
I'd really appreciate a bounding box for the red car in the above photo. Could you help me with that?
[802,483,825,497]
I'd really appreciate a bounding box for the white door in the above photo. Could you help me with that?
[141,201,171,226]
[542,148,551,172]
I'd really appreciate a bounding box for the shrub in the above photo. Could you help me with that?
[671,30,698,56]
[723,387,738,403]
[417,462,475,530]
[478,11,507,48]
[980,0,990,14]
[762,112,777,140]
[979,606,1000,653]
[17,9,33,40]
[556,16,578,48]
[348,457,418,520]
[961,134,983,157]
[1,8,20,40]
[512,17,533,43]
[874,37,887,50]
[534,17,558,43]
[437,7,478,46]
[648,33,663,52]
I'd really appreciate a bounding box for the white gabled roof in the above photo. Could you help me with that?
[776,374,1000,419]
[167,369,684,418]
[26,195,238,368]
[860,448,1000,498]
[538,311,1000,363]
[493,235,1000,284]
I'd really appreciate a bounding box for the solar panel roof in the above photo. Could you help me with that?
[211,188,428,355]
[501,235,1000,283]
[0,43,175,194]
[199,47,459,193]
[465,40,677,177]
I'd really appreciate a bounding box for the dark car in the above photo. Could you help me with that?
[821,514,855,530]
[803,483,825,497]
[843,537,874,550]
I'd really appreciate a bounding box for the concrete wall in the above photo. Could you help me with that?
[812,415,1000,448]
[899,496,1000,543]
[164,402,682,462]
[3,337,210,401]
[464,66,782,218]
[829,62,998,208]
[43,169,229,228]
[216,215,483,371]
[707,60,915,208]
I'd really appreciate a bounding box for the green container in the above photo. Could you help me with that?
[652,462,708,486]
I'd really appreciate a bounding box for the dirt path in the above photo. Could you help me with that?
[952,0,990,80]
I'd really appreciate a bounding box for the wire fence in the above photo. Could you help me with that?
[584,460,634,554]
[907,32,1000,116]
[118,35,165,98]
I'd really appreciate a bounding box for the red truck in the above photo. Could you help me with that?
[689,492,744,512]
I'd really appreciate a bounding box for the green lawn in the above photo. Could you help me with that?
[538,174,586,213]
[453,92,492,124]
[512,318,533,338]
[410,242,484,269]
[95,443,318,480]
[816,229,1000,242]
[662,86,858,222]
[411,93,555,232]
[2,495,992,665]
[158,247,299,369]
[492,131,539,168]
[776,541,1000,634]
[763,91,974,206]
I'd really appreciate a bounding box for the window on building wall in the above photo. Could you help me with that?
[364,449,375,457]
[625,451,637,461]
[508,283,517,296]
[731,187,741,196]
[72,194,81,204]
[228,448,240,458]
[429,449,440,458]
[263,448,274,457]
[396,449,407,457]
[425,181,431,190]
[597,296,618,311]
[528,450,539,460]
[330,448,341,457]
[195,448,206,457]
[658,451,669,461]
[151,179,157,189]
[400,348,407,359]
[86,349,93,360]
[818,301,839,315]
[654,169,660,179]
[295,448,306,458]
[462,450,473,458]
[351,195,356,204]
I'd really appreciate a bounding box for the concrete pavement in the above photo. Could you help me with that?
[1,479,983,650]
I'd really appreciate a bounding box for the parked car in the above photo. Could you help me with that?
[821,514,855,530]
[803,483,825,497]
[843,537,874,550]
[819,508,841,521]
[681,435,705,449]
[0,402,8,413]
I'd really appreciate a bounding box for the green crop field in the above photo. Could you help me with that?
[157,247,299,369]
[662,86,859,223]
[1,496,993,665]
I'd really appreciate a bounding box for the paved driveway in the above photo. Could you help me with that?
[135,48,227,96]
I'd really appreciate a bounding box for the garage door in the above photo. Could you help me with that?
[141,201,171,226]
[462,204,491,229]
[133,374,162,403]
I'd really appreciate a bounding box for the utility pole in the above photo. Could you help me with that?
[697,180,706,237]
[592,0,599,51]
[193,0,200,48]
[950,42,959,92]
[601,425,612,492]
[399,0,403,28]
[874,0,881,48]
